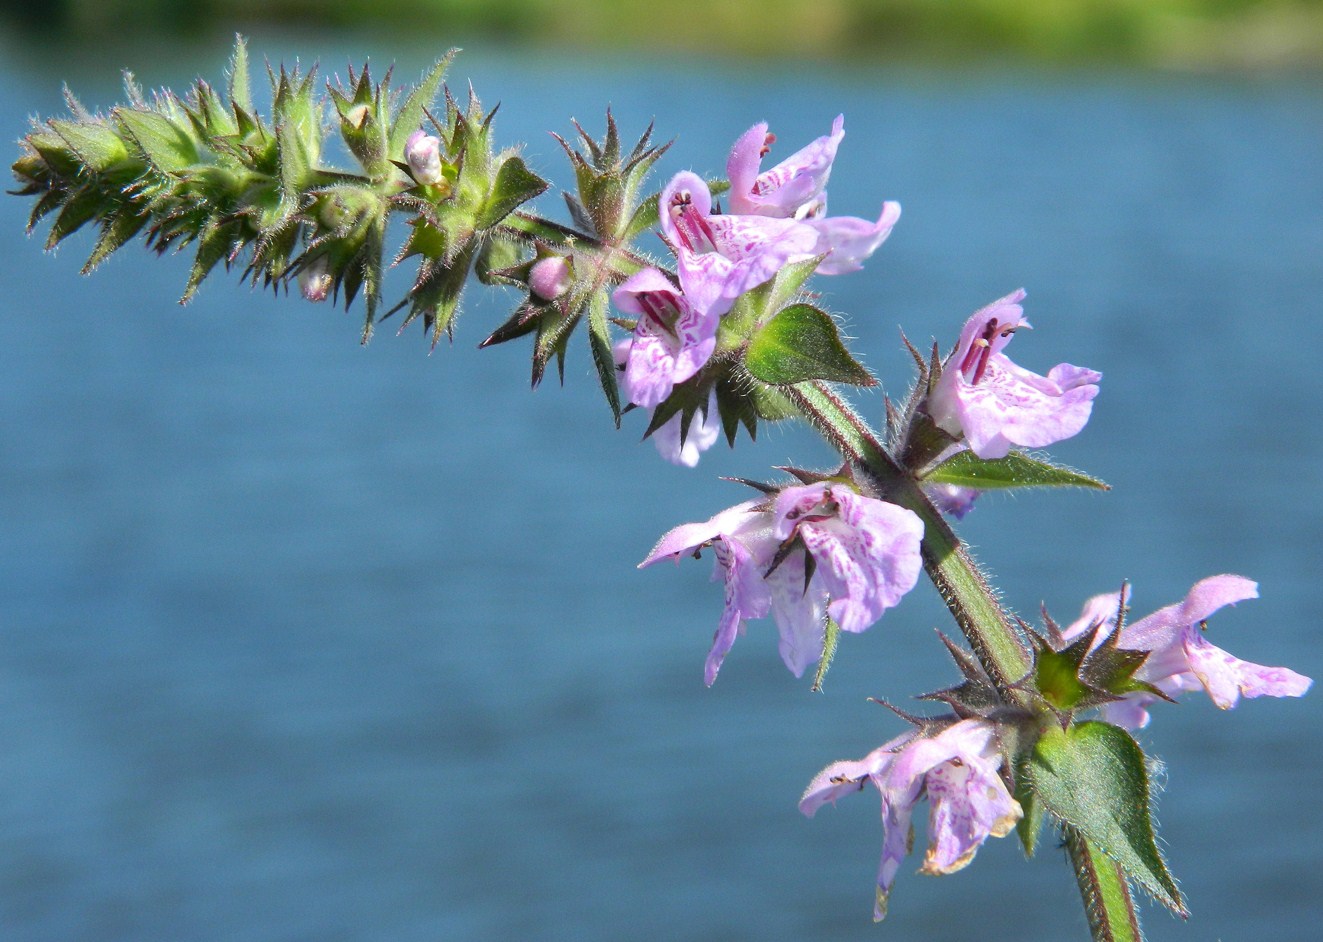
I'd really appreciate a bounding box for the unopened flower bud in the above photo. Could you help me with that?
[299,256,333,303]
[344,103,371,129]
[405,129,444,185]
[529,255,572,301]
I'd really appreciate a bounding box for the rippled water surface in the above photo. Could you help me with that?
[1,28,1320,942]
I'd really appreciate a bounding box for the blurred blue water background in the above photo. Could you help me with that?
[1,27,1320,942]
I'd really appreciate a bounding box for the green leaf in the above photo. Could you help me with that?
[745,303,875,387]
[763,254,825,313]
[622,191,659,242]
[476,155,548,230]
[181,220,236,302]
[83,206,149,274]
[276,113,313,197]
[50,119,129,173]
[587,290,622,426]
[1013,753,1045,858]
[388,52,456,161]
[44,185,101,249]
[113,108,198,172]
[1029,722,1184,915]
[923,451,1109,491]
[228,34,251,113]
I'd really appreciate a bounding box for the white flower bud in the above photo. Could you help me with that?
[298,256,333,303]
[405,129,444,185]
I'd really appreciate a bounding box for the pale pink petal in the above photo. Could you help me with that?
[1182,623,1312,709]
[799,734,910,817]
[765,553,828,677]
[808,201,901,275]
[638,498,762,567]
[651,395,721,467]
[921,752,1021,876]
[728,114,845,217]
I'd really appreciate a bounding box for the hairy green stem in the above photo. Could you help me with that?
[784,381,1032,699]
[1065,827,1144,942]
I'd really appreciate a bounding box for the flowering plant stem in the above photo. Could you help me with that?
[786,381,1140,940]
[785,381,1031,695]
[1067,828,1143,942]
[22,47,1310,935]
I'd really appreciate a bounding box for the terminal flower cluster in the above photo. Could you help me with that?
[13,50,1315,936]
[614,116,900,466]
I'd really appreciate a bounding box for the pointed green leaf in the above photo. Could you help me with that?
[748,379,796,422]
[1013,754,1045,858]
[478,300,541,348]
[276,119,312,196]
[587,290,621,425]
[1029,722,1184,915]
[181,221,236,302]
[388,52,456,160]
[358,214,387,341]
[50,120,129,173]
[745,303,875,387]
[477,155,548,230]
[622,192,659,242]
[44,185,101,249]
[114,108,198,172]
[764,254,826,313]
[228,35,251,113]
[83,206,148,273]
[26,190,64,231]
[923,451,1109,491]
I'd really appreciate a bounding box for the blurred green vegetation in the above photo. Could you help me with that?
[4,0,1323,68]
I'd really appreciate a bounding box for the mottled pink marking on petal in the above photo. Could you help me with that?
[1182,623,1312,709]
[728,114,845,217]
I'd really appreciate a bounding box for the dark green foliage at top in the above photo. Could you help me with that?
[11,36,554,345]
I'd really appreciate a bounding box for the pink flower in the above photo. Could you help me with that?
[726,115,901,275]
[660,171,820,300]
[928,290,1100,460]
[801,719,1022,920]
[1061,576,1312,729]
[298,256,332,303]
[640,482,923,685]
[612,267,726,409]
[925,481,981,519]
[727,115,844,218]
